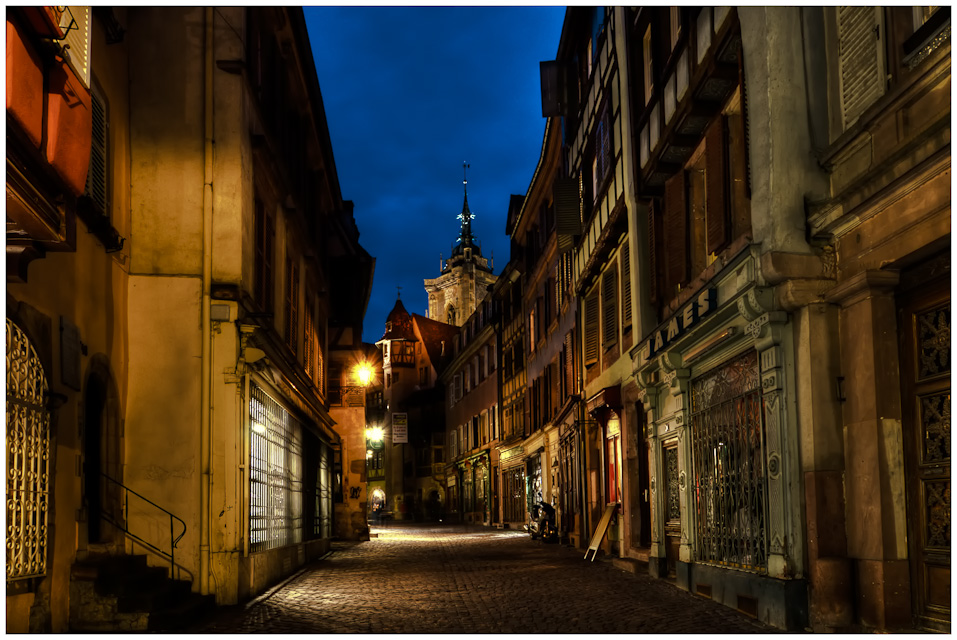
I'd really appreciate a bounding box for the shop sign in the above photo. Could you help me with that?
[645,288,717,360]
[392,413,408,443]
[447,475,457,487]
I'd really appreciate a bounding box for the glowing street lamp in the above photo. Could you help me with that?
[354,361,375,387]
[365,426,385,445]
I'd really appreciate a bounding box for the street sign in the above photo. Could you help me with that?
[392,413,408,444]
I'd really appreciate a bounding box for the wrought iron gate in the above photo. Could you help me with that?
[6,318,50,581]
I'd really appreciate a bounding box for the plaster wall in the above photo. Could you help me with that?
[210,7,247,285]
[128,7,206,276]
[125,275,203,581]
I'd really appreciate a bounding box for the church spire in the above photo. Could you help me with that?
[457,162,475,246]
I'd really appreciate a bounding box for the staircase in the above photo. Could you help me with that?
[70,552,216,632]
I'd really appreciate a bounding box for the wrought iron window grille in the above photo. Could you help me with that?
[690,349,769,573]
[249,384,303,552]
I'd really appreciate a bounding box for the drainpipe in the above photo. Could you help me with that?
[199,6,214,596]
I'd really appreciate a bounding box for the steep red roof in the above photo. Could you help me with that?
[412,313,459,376]
[379,298,416,341]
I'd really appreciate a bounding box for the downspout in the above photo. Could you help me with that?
[200,6,214,596]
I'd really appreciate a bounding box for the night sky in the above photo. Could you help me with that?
[305,6,567,344]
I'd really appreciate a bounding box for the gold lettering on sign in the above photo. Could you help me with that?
[667,317,681,341]
[683,303,695,328]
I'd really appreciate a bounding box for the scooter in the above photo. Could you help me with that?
[526,499,558,543]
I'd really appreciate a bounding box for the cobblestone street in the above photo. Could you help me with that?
[189,523,776,634]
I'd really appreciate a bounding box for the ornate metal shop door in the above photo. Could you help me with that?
[6,318,50,581]
[899,282,950,632]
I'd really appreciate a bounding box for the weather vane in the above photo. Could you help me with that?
[396,285,402,299]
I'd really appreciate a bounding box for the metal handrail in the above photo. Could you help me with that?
[99,473,187,578]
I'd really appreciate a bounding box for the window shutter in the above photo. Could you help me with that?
[663,171,688,293]
[564,331,575,394]
[584,288,600,365]
[648,201,659,305]
[705,116,729,255]
[838,6,886,128]
[58,6,91,88]
[601,266,618,347]
[621,240,632,329]
[86,85,109,216]
[555,178,581,252]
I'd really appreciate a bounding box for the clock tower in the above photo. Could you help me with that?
[424,164,497,326]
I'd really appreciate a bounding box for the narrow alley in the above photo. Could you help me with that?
[189,523,775,634]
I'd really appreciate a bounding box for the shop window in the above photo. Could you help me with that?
[690,349,768,573]
[249,384,303,552]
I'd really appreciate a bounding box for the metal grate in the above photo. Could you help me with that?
[6,319,50,582]
[690,349,768,572]
[249,384,303,552]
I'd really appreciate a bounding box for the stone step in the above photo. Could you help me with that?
[70,553,214,633]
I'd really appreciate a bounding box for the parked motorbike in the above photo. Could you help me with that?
[526,499,558,543]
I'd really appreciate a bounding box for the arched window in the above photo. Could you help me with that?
[6,318,50,581]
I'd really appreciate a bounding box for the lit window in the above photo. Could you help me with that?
[249,384,303,552]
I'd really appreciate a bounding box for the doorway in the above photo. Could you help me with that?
[662,440,681,578]
[83,365,122,546]
[898,273,950,632]
[84,374,106,543]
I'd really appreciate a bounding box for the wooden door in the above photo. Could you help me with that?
[899,277,950,632]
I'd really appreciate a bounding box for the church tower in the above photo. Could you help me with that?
[424,164,497,326]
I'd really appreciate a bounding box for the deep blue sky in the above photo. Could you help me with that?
[305,6,567,344]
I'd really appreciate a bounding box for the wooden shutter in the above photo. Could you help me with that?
[564,331,575,396]
[555,178,581,252]
[663,171,688,293]
[59,6,91,87]
[838,6,886,128]
[705,116,729,255]
[621,240,632,329]
[648,201,659,305]
[86,85,108,216]
[584,288,600,365]
[601,266,618,347]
